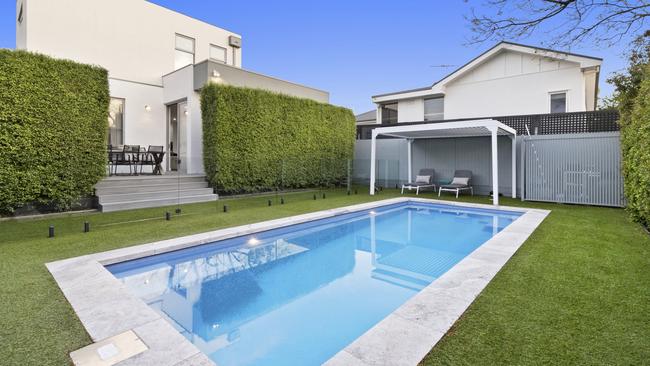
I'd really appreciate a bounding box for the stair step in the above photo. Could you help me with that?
[95,175,208,188]
[99,194,218,212]
[96,182,208,195]
[98,188,215,204]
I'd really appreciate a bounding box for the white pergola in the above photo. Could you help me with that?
[369,119,517,206]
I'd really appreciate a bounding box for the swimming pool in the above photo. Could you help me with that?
[107,202,521,366]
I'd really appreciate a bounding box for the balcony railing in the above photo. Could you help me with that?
[356,110,620,140]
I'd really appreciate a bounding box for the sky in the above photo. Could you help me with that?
[0,1,632,114]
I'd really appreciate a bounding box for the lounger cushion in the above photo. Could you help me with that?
[415,175,430,183]
[451,177,469,185]
[441,183,470,189]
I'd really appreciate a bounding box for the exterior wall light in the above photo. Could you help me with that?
[184,106,189,116]
[144,105,151,112]
[212,70,220,78]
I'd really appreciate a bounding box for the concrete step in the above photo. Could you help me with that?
[95,175,208,188]
[98,188,216,204]
[99,194,218,212]
[96,182,209,195]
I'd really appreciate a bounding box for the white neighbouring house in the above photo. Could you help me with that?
[16,0,329,176]
[358,42,602,125]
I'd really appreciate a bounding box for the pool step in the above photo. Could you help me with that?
[95,175,218,212]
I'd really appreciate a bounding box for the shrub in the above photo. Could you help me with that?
[0,50,109,213]
[201,84,356,193]
[620,64,650,226]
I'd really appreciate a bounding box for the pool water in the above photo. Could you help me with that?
[107,202,521,366]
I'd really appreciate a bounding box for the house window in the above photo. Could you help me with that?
[381,103,398,124]
[17,3,23,23]
[210,44,227,64]
[424,97,444,121]
[174,34,195,70]
[108,98,125,146]
[550,92,567,113]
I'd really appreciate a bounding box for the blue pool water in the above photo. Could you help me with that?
[107,202,521,366]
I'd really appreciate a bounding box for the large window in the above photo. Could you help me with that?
[108,98,124,146]
[550,92,567,113]
[174,34,195,70]
[424,97,444,121]
[210,44,227,64]
[381,103,398,124]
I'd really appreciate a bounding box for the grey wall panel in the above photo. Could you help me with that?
[354,136,520,196]
[523,132,624,207]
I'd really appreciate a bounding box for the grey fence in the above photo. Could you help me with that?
[522,132,624,207]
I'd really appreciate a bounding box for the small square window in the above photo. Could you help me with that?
[550,92,567,113]
[209,44,227,64]
[18,4,23,24]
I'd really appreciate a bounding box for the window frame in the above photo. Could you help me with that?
[174,33,195,70]
[549,91,568,114]
[209,44,228,64]
[423,96,444,121]
[108,97,125,146]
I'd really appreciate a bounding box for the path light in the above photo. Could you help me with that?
[223,204,228,213]
[84,221,90,233]
[313,194,317,200]
[280,197,285,204]
[166,212,171,221]
[268,200,272,207]
[48,225,54,238]
[322,193,326,199]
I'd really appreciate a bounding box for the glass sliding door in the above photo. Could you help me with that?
[167,101,188,174]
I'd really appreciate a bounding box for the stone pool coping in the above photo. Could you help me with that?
[47,198,549,366]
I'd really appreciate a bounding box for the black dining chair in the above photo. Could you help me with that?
[140,145,164,174]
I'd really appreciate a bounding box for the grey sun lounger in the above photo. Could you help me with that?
[438,170,473,198]
[401,169,436,195]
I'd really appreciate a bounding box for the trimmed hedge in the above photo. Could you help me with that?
[0,50,109,213]
[201,84,356,193]
[620,64,650,226]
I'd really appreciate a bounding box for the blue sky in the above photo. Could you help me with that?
[0,1,631,114]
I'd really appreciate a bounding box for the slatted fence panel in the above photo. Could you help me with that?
[523,132,624,207]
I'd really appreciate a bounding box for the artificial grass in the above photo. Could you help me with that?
[0,189,648,365]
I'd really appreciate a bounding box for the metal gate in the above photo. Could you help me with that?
[523,132,625,207]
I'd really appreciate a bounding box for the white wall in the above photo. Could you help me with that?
[110,79,165,148]
[378,50,593,123]
[443,51,586,119]
[162,66,203,174]
[17,0,241,86]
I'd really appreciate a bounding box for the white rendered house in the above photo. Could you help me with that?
[16,0,329,175]
[359,42,602,125]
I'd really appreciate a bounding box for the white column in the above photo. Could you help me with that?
[369,130,377,195]
[407,139,413,183]
[511,135,517,198]
[491,128,499,206]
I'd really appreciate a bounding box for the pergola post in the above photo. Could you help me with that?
[407,139,413,183]
[369,130,377,195]
[511,135,516,198]
[491,127,499,206]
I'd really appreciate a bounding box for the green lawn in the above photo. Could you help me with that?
[0,189,648,365]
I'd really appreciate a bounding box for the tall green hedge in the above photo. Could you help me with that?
[201,84,355,193]
[0,50,109,213]
[620,64,650,226]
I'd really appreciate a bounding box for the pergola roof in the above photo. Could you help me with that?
[368,119,517,205]
[372,119,516,139]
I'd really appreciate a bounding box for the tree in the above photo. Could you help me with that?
[468,0,650,48]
